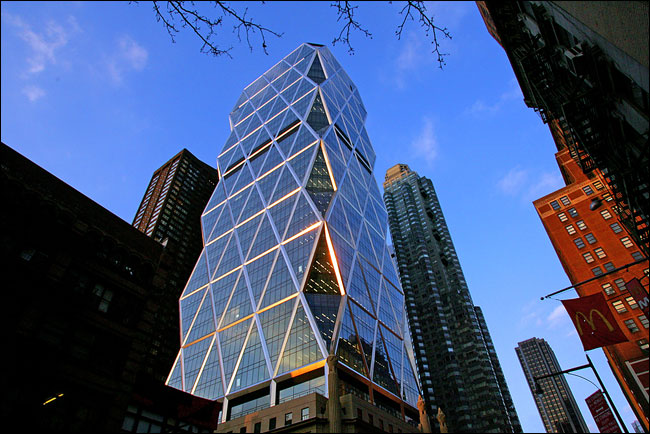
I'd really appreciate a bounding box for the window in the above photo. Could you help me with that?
[92,284,113,313]
[576,220,587,230]
[601,283,615,295]
[638,339,649,351]
[600,209,613,219]
[624,319,639,333]
[639,315,649,329]
[631,251,644,261]
[550,200,560,210]
[585,233,597,244]
[301,407,309,421]
[603,192,613,202]
[610,222,623,233]
[603,262,615,272]
[368,414,374,426]
[357,408,363,420]
[583,252,595,263]
[240,427,247,433]
[269,418,276,430]
[626,297,639,309]
[594,180,604,190]
[620,237,634,248]
[558,212,568,222]
[566,225,577,235]
[592,267,604,276]
[614,279,627,291]
[612,300,628,313]
[582,185,594,195]
[574,238,586,249]
[560,196,571,206]
[594,247,606,259]
[285,413,292,426]
[254,422,261,433]
[568,207,578,217]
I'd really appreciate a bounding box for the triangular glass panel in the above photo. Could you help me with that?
[297,45,315,65]
[292,89,316,120]
[367,225,386,270]
[235,213,263,260]
[213,232,243,280]
[181,251,210,298]
[166,353,183,390]
[268,190,299,240]
[326,227,354,292]
[192,338,224,400]
[307,53,327,84]
[244,75,268,99]
[218,318,253,394]
[343,200,362,245]
[303,229,341,295]
[256,168,281,207]
[290,125,319,157]
[338,173,360,213]
[259,297,296,373]
[265,60,290,84]
[293,79,316,106]
[323,129,344,163]
[202,203,224,242]
[259,253,297,309]
[402,350,420,407]
[269,166,299,206]
[304,292,341,353]
[258,144,284,179]
[250,86,272,110]
[349,301,377,376]
[205,232,231,278]
[232,91,249,114]
[239,127,262,156]
[327,152,347,189]
[246,214,279,261]
[182,336,213,394]
[327,196,353,242]
[232,101,254,127]
[306,91,330,133]
[284,46,302,66]
[279,78,300,106]
[321,84,339,116]
[283,224,319,288]
[210,270,241,321]
[237,187,264,225]
[347,259,374,314]
[249,144,273,179]
[305,147,335,215]
[276,109,299,140]
[244,248,279,307]
[377,281,399,333]
[336,302,368,376]
[229,183,253,221]
[379,326,402,394]
[266,109,289,139]
[275,125,299,159]
[385,280,404,338]
[382,249,401,289]
[230,321,270,393]
[220,274,254,328]
[180,287,209,339]
[359,258,380,313]
[277,301,323,375]
[288,142,317,186]
[184,290,216,345]
[204,181,228,215]
[372,328,398,395]
[284,191,319,241]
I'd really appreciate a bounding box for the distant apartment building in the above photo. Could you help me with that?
[383,164,521,433]
[533,147,649,429]
[516,338,589,433]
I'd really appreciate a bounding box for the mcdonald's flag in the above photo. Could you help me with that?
[562,293,628,351]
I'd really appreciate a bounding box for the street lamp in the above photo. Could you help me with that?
[533,354,628,433]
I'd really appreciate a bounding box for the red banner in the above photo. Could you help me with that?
[626,277,649,317]
[562,293,628,351]
[586,390,621,433]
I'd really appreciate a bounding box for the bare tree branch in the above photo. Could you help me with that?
[150,1,283,58]
[395,1,452,69]
[331,1,372,54]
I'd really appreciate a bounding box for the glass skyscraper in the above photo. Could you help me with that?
[384,164,521,433]
[165,43,421,428]
[516,338,588,433]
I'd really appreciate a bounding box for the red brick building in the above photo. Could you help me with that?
[533,147,649,430]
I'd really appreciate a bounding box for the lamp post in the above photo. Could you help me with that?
[533,354,628,433]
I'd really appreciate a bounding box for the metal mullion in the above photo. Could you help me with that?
[272,296,300,377]
[181,287,210,346]
[225,318,256,396]
[190,334,217,394]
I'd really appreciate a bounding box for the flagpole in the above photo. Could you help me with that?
[586,353,629,433]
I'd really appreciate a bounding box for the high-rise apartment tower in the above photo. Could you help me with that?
[165,44,422,433]
[384,164,521,433]
[516,338,589,433]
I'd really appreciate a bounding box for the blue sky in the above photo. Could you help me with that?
[1,1,640,432]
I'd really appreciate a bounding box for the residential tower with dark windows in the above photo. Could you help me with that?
[383,164,521,433]
[165,43,423,433]
[516,338,589,433]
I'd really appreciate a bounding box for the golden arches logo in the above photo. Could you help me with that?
[575,309,614,335]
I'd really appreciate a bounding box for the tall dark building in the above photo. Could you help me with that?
[476,1,649,258]
[132,148,219,384]
[383,164,521,433]
[164,43,423,433]
[516,338,589,433]
[0,142,218,433]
